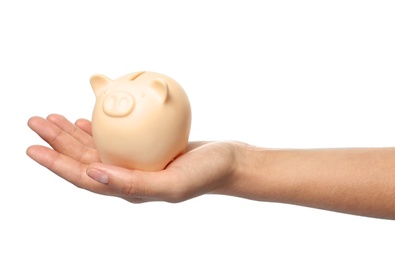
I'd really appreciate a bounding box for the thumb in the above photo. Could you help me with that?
[86,163,169,201]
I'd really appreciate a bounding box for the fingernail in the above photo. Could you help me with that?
[87,168,109,184]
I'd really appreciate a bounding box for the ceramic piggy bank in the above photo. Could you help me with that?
[90,71,191,171]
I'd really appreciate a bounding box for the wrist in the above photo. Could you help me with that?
[217,142,272,200]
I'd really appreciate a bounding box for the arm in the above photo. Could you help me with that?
[27,114,395,219]
[224,145,395,219]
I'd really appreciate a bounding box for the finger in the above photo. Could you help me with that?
[28,116,100,164]
[47,114,95,148]
[26,145,110,195]
[75,118,93,138]
[86,163,180,202]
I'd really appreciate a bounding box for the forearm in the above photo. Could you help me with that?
[224,144,395,219]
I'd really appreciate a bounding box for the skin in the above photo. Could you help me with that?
[27,114,395,219]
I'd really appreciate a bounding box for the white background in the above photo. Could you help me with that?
[1,0,395,259]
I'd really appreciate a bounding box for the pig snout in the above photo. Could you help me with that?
[102,91,135,117]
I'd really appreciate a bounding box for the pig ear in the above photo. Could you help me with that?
[150,78,169,103]
[90,74,112,96]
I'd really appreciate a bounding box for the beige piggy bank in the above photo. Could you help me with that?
[90,71,191,171]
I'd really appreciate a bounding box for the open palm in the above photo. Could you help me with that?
[27,114,240,203]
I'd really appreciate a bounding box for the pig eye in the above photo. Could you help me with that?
[104,89,110,95]
[98,89,110,98]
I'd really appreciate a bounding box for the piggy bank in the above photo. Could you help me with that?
[90,71,191,171]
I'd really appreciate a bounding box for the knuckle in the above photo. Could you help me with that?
[72,164,86,189]
[121,182,136,197]
[120,176,142,198]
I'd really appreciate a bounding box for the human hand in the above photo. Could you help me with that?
[27,114,242,203]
